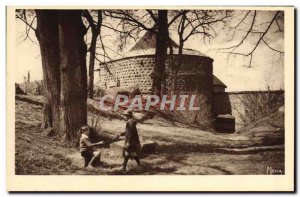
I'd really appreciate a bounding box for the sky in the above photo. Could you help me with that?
[15,10,284,92]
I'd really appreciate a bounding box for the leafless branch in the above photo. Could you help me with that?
[217,11,284,66]
[146,10,157,23]
[16,11,38,45]
[103,10,156,34]
[168,10,189,27]
[221,11,257,51]
[262,38,284,53]
[16,15,36,32]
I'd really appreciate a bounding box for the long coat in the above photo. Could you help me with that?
[124,119,140,153]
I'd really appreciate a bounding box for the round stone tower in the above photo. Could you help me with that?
[96,31,214,126]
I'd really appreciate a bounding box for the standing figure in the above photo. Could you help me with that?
[79,125,104,168]
[121,110,141,171]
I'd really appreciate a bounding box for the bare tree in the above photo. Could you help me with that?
[82,10,103,99]
[219,10,284,67]
[15,9,37,44]
[35,10,61,132]
[58,10,88,142]
[103,9,188,96]
[152,10,169,96]
[169,10,231,93]
[35,10,88,143]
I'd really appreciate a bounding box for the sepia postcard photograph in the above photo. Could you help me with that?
[6,6,295,192]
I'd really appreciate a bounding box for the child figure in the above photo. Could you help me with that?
[120,110,141,171]
[79,125,104,168]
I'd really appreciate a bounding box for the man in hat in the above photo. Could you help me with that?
[120,110,141,171]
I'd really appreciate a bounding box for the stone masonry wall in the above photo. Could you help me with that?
[97,54,214,127]
[98,56,155,94]
[164,55,214,127]
[165,55,213,95]
[213,90,284,129]
[97,54,213,95]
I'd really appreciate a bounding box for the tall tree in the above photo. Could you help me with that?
[82,10,103,99]
[153,10,169,96]
[103,10,186,96]
[170,10,231,93]
[58,10,88,142]
[35,10,61,133]
[35,10,88,142]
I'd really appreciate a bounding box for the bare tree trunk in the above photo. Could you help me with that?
[36,10,61,133]
[175,39,184,90]
[153,10,169,97]
[58,10,88,143]
[172,13,186,95]
[88,31,97,99]
[170,39,184,95]
[87,11,102,99]
[169,39,176,95]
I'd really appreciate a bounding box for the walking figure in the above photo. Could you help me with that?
[120,110,141,171]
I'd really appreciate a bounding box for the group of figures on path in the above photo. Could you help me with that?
[79,110,141,171]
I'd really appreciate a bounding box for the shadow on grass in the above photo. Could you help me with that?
[157,142,284,156]
[108,162,177,175]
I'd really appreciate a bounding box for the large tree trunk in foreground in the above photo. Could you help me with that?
[36,10,88,143]
[58,11,88,142]
[153,10,169,97]
[36,10,61,133]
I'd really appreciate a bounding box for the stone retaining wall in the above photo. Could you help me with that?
[213,90,285,129]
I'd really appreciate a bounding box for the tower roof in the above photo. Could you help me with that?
[127,31,209,58]
[213,76,227,87]
[129,31,178,51]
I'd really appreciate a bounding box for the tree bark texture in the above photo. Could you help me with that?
[153,10,169,97]
[36,10,88,143]
[88,31,97,99]
[86,11,102,99]
[36,10,61,133]
[58,10,88,142]
[171,13,185,95]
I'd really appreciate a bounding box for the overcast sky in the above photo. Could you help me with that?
[15,10,284,92]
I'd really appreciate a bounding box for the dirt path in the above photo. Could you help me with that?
[15,99,285,175]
